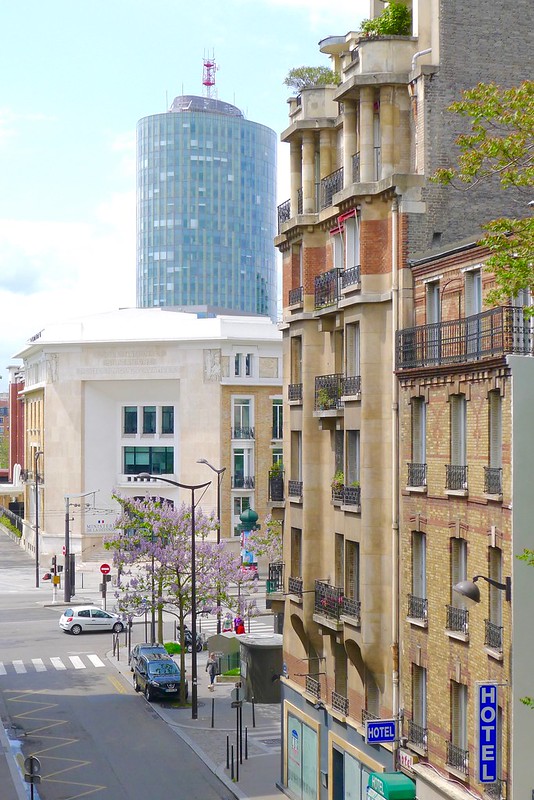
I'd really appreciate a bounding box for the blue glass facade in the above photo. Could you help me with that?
[136,96,277,320]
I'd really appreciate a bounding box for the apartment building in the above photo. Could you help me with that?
[272,1,532,799]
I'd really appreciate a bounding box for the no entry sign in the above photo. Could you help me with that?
[100,563,111,575]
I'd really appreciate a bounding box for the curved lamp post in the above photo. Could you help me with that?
[453,574,512,603]
[197,459,226,633]
[138,472,211,720]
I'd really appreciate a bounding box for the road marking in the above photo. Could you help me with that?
[108,674,127,694]
[13,660,26,673]
[86,654,105,668]
[69,656,86,670]
[51,657,67,671]
[32,658,47,672]
[0,663,6,675]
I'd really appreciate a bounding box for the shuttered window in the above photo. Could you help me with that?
[451,538,467,608]
[412,532,426,599]
[411,398,426,463]
[451,681,468,749]
[345,216,360,269]
[450,394,466,466]
[346,322,360,377]
[489,391,502,469]
[464,268,482,316]
[291,528,302,577]
[346,541,360,600]
[291,431,302,481]
[347,430,360,485]
[290,336,302,383]
[335,534,344,590]
[489,547,503,626]
[412,664,427,727]
[426,281,440,324]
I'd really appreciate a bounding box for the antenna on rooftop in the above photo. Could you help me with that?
[202,51,218,99]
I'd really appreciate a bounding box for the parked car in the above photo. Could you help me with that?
[129,643,168,672]
[59,606,125,635]
[133,653,188,701]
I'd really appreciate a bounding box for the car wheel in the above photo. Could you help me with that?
[196,641,203,652]
[144,685,152,702]
[70,624,82,636]
[112,622,124,633]
[133,677,140,693]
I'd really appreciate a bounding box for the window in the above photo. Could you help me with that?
[346,430,360,485]
[233,398,252,438]
[488,391,502,469]
[333,230,343,269]
[123,446,174,475]
[272,398,283,440]
[232,447,254,488]
[410,398,426,486]
[489,547,503,629]
[234,353,241,376]
[345,215,360,270]
[291,431,302,482]
[345,322,360,379]
[464,268,482,316]
[412,531,426,603]
[290,337,302,385]
[451,538,467,609]
[272,448,283,467]
[345,541,360,600]
[161,406,174,434]
[335,534,344,589]
[233,496,250,536]
[426,280,440,324]
[291,528,302,577]
[412,664,427,738]
[450,395,466,466]
[123,406,137,434]
[143,406,156,434]
[245,353,253,376]
[450,680,468,752]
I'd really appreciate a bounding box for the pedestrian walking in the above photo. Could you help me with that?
[222,612,233,632]
[206,652,217,690]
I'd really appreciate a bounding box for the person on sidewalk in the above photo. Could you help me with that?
[205,652,217,691]
[222,612,233,632]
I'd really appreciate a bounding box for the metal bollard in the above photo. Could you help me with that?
[231,745,234,781]
[211,697,215,728]
[226,735,230,770]
[252,695,256,728]
[245,726,248,760]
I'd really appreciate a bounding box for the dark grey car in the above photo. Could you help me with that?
[133,653,188,701]
[128,642,168,672]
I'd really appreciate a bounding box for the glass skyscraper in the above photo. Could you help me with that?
[136,95,277,320]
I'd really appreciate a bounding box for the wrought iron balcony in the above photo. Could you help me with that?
[288,286,303,306]
[446,741,469,774]
[408,594,428,621]
[352,152,360,183]
[485,466,502,495]
[341,596,361,624]
[315,268,342,309]
[231,475,255,489]
[268,471,284,501]
[332,691,349,716]
[340,265,361,289]
[288,576,303,597]
[362,709,379,724]
[446,605,469,635]
[305,675,321,699]
[396,305,534,371]
[342,375,361,396]
[288,383,302,402]
[297,187,303,214]
[315,373,344,411]
[342,485,361,506]
[484,780,506,800]
[288,480,303,498]
[315,580,344,620]
[320,166,343,210]
[231,426,255,440]
[485,619,503,651]
[446,465,468,491]
[408,720,428,751]
[277,198,290,232]
[407,463,427,488]
[267,562,284,594]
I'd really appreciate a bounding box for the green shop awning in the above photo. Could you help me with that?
[367,772,415,800]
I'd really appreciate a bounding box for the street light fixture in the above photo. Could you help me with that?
[34,450,44,588]
[197,459,226,634]
[453,574,512,603]
[64,490,98,603]
[138,472,211,720]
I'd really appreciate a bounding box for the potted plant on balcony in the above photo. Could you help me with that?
[284,66,340,94]
[317,387,332,410]
[268,462,284,501]
[331,471,345,502]
[360,1,412,38]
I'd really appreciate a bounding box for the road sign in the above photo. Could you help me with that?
[231,687,244,703]
[231,700,243,709]
[24,756,41,775]
[53,575,61,586]
[100,563,111,574]
[365,719,397,744]
[62,545,66,555]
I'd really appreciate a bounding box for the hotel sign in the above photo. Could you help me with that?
[476,681,498,783]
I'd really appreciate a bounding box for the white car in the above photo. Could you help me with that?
[59,606,125,635]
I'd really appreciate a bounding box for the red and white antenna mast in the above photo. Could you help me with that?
[202,53,217,99]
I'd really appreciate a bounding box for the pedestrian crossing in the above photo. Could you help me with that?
[197,616,275,638]
[0,653,106,676]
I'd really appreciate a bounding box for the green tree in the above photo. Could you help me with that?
[284,66,339,95]
[433,81,534,310]
[0,434,8,469]
[360,2,411,37]
[517,548,534,709]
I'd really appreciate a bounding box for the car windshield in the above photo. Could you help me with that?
[148,662,179,677]
[64,609,74,616]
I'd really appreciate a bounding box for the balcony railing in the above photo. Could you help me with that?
[306,675,321,699]
[484,780,506,800]
[446,605,469,635]
[267,562,284,594]
[341,596,361,624]
[446,741,469,774]
[485,619,503,651]
[231,426,255,439]
[408,720,428,751]
[268,472,284,502]
[320,167,343,209]
[288,576,303,597]
[288,383,302,402]
[396,305,534,370]
[408,594,428,621]
[342,485,361,507]
[231,475,255,489]
[332,691,349,716]
[374,146,381,180]
[277,198,290,232]
[485,466,502,495]
[446,465,468,491]
[288,480,303,498]
[340,265,361,289]
[315,581,344,620]
[407,463,427,488]
[362,709,379,724]
[342,375,361,396]
[315,373,344,411]
[315,268,342,309]
[297,188,303,214]
[352,152,360,183]
[288,286,304,306]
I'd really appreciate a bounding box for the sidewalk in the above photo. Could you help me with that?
[108,643,284,800]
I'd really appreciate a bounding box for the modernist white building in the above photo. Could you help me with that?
[15,307,282,562]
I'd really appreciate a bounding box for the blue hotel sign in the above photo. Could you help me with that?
[476,682,498,783]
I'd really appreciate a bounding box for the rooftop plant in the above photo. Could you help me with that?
[360,2,412,37]
[284,66,340,95]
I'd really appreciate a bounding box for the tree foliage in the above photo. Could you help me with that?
[0,434,8,470]
[517,549,534,709]
[360,2,412,37]
[284,66,339,94]
[246,515,282,563]
[433,81,534,310]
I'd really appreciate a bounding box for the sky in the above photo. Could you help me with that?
[0,0,370,392]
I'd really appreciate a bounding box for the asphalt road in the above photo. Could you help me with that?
[0,537,235,800]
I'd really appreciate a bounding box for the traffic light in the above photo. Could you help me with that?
[51,556,57,575]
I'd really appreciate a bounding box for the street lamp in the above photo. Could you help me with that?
[64,490,98,603]
[138,472,211,720]
[197,459,226,634]
[34,450,44,588]
[454,574,512,603]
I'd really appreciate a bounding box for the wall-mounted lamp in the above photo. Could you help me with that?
[453,575,511,603]
[314,700,326,711]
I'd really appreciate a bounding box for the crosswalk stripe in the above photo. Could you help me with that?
[51,657,67,671]
[87,654,105,668]
[69,656,86,670]
[13,660,26,674]
[32,659,46,672]
[0,663,6,675]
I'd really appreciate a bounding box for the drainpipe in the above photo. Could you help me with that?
[410,48,431,74]
[391,196,400,757]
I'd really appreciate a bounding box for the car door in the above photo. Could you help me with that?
[76,608,92,631]
[91,609,114,630]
